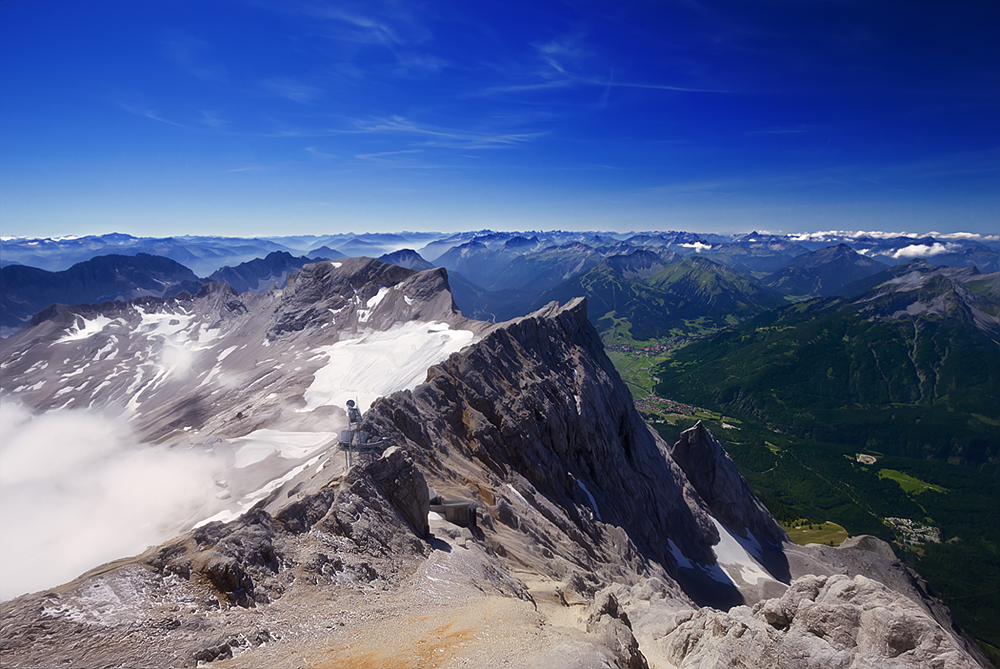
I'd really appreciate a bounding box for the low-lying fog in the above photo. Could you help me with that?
[0,399,226,600]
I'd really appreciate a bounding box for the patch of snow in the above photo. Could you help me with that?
[137,309,195,339]
[93,337,118,361]
[734,528,765,562]
[231,429,335,468]
[58,316,115,343]
[217,345,239,361]
[366,286,391,309]
[506,483,530,507]
[302,321,478,413]
[330,261,342,268]
[576,479,602,521]
[194,455,321,528]
[403,296,413,306]
[710,518,774,586]
[194,325,223,346]
[198,365,223,388]
[24,360,48,374]
[90,380,112,396]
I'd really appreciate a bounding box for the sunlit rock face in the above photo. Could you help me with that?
[0,266,986,669]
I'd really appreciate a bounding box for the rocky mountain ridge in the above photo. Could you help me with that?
[0,252,204,336]
[0,266,986,667]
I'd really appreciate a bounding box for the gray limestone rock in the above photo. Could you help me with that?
[652,574,980,669]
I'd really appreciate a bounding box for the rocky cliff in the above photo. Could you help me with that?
[0,279,986,667]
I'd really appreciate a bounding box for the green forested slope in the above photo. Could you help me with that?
[539,255,784,339]
[655,278,998,462]
[651,268,1000,657]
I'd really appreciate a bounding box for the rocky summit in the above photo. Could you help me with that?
[0,260,988,668]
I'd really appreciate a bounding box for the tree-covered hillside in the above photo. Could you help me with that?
[539,253,784,340]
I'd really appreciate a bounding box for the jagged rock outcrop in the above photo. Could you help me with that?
[672,421,786,549]
[267,257,462,337]
[207,250,321,294]
[361,297,741,605]
[651,574,980,669]
[671,420,790,587]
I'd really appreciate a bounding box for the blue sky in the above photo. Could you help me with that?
[1,0,997,237]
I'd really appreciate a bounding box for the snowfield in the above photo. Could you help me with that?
[303,321,478,412]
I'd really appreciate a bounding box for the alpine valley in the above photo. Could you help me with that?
[0,229,997,668]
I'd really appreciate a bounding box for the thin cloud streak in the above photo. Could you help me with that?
[344,116,546,149]
[120,104,189,129]
[262,78,324,104]
[355,149,424,159]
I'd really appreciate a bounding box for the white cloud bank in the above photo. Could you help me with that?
[790,230,998,243]
[0,399,225,600]
[891,243,957,259]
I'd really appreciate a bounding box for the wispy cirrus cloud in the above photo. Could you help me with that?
[480,34,732,97]
[323,9,403,46]
[120,104,189,129]
[262,78,324,104]
[304,146,338,159]
[161,33,227,83]
[199,110,228,129]
[345,115,545,150]
[355,149,424,159]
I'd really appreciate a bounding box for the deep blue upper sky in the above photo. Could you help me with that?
[2,0,997,237]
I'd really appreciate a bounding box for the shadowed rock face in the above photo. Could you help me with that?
[363,300,718,578]
[670,421,790,583]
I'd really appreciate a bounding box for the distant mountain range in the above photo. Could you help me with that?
[537,251,785,339]
[2,230,996,338]
[762,244,888,299]
[207,251,331,294]
[0,253,203,336]
[4,229,994,276]
[0,251,331,336]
